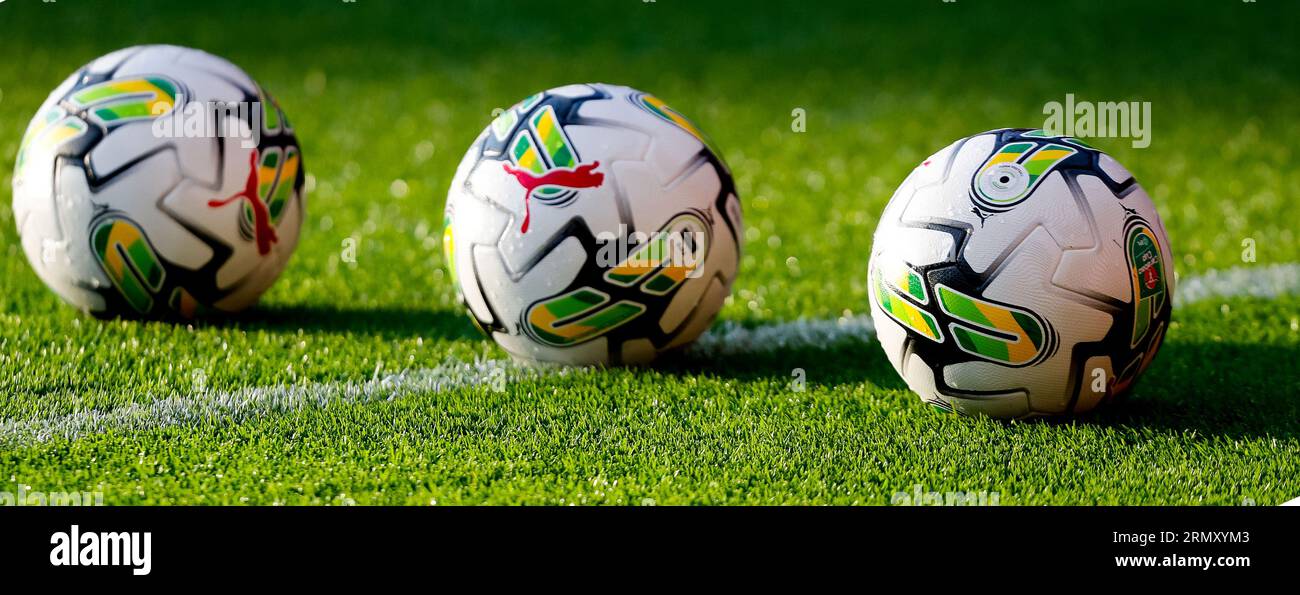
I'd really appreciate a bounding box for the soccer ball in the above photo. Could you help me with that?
[12,45,304,318]
[868,129,1173,418]
[443,83,741,365]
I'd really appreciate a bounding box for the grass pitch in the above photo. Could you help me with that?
[0,0,1297,504]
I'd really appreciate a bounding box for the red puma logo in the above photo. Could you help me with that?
[209,150,277,255]
[501,161,603,233]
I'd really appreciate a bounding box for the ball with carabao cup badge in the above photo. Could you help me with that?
[868,128,1173,418]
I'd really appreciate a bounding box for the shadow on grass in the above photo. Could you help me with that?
[659,339,909,392]
[662,334,1298,440]
[217,304,486,342]
[1089,341,1300,439]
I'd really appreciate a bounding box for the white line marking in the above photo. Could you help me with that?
[1175,263,1300,306]
[687,315,875,358]
[0,360,535,446]
[2,263,1298,444]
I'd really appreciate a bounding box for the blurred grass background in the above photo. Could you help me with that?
[2,0,1295,321]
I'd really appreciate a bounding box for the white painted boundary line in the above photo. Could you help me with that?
[694,263,1300,357]
[688,315,876,358]
[2,264,1297,445]
[0,360,531,446]
[1174,263,1300,305]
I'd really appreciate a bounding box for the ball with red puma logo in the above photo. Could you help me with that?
[12,45,305,318]
[443,84,742,365]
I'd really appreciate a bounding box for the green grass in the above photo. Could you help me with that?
[0,0,1297,504]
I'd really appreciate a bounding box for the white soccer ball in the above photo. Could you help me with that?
[868,129,1174,418]
[443,83,742,365]
[12,45,305,318]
